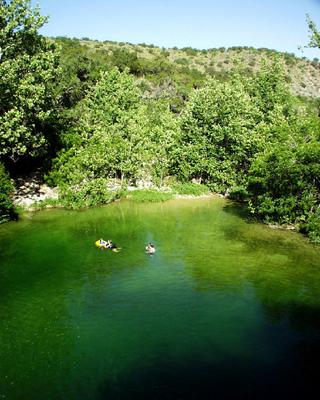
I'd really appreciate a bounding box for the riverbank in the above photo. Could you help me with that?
[11,178,300,237]
[13,174,59,209]
[13,178,214,210]
[14,188,215,211]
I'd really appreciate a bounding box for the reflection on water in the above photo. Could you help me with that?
[0,198,319,399]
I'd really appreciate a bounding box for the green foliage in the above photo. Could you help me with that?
[59,179,123,209]
[229,186,249,201]
[176,75,262,191]
[247,117,320,241]
[0,163,15,223]
[50,68,181,208]
[181,47,198,56]
[54,37,101,109]
[247,59,293,126]
[172,183,210,196]
[175,61,294,191]
[128,190,173,203]
[0,0,60,161]
[1,4,319,244]
[110,48,139,73]
[51,70,138,183]
[142,100,180,186]
[50,69,181,206]
[25,197,60,211]
[305,208,320,243]
[174,58,189,66]
[306,15,320,49]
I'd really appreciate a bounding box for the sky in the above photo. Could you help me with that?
[31,0,320,59]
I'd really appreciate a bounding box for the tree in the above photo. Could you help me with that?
[0,0,60,162]
[306,15,320,49]
[247,116,320,241]
[176,76,261,191]
[175,60,294,193]
[50,68,147,206]
[50,68,181,207]
[248,59,293,126]
[143,100,180,186]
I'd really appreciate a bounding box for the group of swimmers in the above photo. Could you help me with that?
[98,239,156,254]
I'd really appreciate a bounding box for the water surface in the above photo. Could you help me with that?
[0,198,319,399]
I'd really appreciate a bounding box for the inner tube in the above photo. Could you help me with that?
[95,240,121,252]
[95,240,105,249]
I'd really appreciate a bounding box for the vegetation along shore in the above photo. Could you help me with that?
[0,0,319,243]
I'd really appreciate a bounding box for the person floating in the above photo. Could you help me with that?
[106,240,118,250]
[95,239,120,251]
[145,243,156,254]
[96,238,108,249]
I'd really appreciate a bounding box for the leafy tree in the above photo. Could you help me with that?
[248,59,293,126]
[0,0,60,162]
[54,38,97,109]
[50,68,182,207]
[247,117,320,241]
[175,60,294,192]
[50,68,147,205]
[176,76,261,191]
[143,100,180,186]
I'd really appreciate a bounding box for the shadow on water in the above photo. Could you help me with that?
[262,301,320,393]
[222,200,251,221]
[96,350,318,400]
[95,301,320,400]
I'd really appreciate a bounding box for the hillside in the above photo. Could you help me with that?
[56,37,320,100]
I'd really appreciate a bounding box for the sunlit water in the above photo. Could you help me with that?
[0,197,319,399]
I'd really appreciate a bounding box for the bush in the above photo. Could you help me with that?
[59,178,123,209]
[127,190,173,203]
[247,118,320,241]
[229,186,249,201]
[181,47,198,56]
[174,58,189,66]
[305,208,320,243]
[0,163,15,223]
[172,183,210,196]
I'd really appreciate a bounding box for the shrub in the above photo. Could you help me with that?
[247,118,320,241]
[174,58,189,66]
[59,178,123,209]
[172,182,210,196]
[128,190,173,203]
[0,163,15,223]
[229,186,249,201]
[181,47,198,56]
[305,208,320,243]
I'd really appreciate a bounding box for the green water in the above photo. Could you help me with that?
[0,197,319,399]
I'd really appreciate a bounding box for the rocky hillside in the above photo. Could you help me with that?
[75,38,320,98]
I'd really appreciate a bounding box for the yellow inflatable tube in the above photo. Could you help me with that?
[95,240,105,249]
[95,240,121,252]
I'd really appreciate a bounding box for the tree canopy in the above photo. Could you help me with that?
[0,0,59,162]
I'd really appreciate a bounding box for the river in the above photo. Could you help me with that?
[0,197,319,399]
